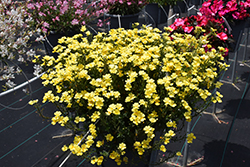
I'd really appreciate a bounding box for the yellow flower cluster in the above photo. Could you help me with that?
[37,25,228,165]
[91,156,104,165]
[106,103,124,115]
[51,111,69,126]
[74,116,86,124]
[166,121,177,128]
[130,102,146,125]
[187,133,196,143]
[147,111,158,123]
[28,99,38,105]
[109,150,126,165]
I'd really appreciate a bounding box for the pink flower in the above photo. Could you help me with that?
[184,26,194,33]
[174,18,185,26]
[244,1,250,8]
[119,0,123,4]
[202,1,211,7]
[43,22,50,28]
[127,2,132,5]
[42,27,48,33]
[97,19,103,27]
[27,3,35,10]
[52,16,60,22]
[35,2,42,9]
[60,1,69,14]
[71,19,79,25]
[39,12,46,17]
[73,1,81,7]
[216,32,228,41]
[75,9,84,15]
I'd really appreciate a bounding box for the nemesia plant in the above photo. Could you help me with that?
[168,14,232,57]
[199,0,250,24]
[93,0,147,15]
[30,25,228,165]
[25,0,106,34]
[0,0,38,90]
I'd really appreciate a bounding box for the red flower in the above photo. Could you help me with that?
[216,32,228,40]
[223,48,229,57]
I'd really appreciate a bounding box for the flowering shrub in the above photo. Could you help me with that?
[0,0,37,89]
[168,14,232,57]
[30,25,228,165]
[199,0,250,23]
[25,0,106,33]
[93,0,147,15]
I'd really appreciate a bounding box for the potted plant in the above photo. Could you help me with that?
[145,0,183,26]
[30,25,228,166]
[199,0,250,51]
[168,14,232,58]
[93,0,148,29]
[25,0,105,56]
[0,0,39,91]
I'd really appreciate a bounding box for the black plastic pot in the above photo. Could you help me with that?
[145,3,170,26]
[43,31,79,58]
[229,20,246,52]
[190,0,201,5]
[104,12,140,29]
[173,1,188,14]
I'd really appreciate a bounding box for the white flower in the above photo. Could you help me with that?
[6,80,16,88]
[33,64,42,77]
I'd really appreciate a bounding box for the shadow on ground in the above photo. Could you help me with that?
[202,140,250,167]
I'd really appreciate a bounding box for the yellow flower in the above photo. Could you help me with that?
[91,156,97,165]
[137,147,145,155]
[119,143,126,150]
[115,157,122,165]
[109,151,119,159]
[164,137,170,145]
[187,133,196,143]
[97,156,104,165]
[74,116,80,124]
[80,26,86,32]
[106,134,114,141]
[165,130,175,137]
[215,81,223,88]
[176,151,182,156]
[91,111,100,122]
[28,99,38,105]
[81,144,88,152]
[143,126,154,134]
[62,145,68,151]
[184,111,192,122]
[125,93,136,102]
[166,121,177,128]
[86,31,91,36]
[160,145,166,152]
[163,97,176,108]
[123,156,128,164]
[134,141,141,148]
[96,140,104,147]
